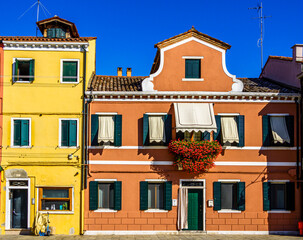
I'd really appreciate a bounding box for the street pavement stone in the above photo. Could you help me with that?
[0,234,302,240]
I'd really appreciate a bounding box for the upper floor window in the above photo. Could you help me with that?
[214,115,245,147]
[47,28,66,38]
[185,59,200,79]
[176,131,208,141]
[60,119,78,148]
[11,118,31,147]
[262,115,294,147]
[13,58,35,82]
[91,114,122,147]
[61,59,79,83]
[143,114,172,146]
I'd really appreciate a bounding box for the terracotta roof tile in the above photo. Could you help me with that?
[268,56,293,61]
[0,36,96,42]
[88,74,146,92]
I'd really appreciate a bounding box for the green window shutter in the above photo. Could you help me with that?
[143,114,149,146]
[55,28,65,38]
[185,59,200,78]
[61,120,69,147]
[91,115,99,146]
[114,115,122,146]
[192,59,200,78]
[69,120,77,147]
[203,131,210,140]
[176,131,184,140]
[285,182,295,211]
[114,181,122,211]
[13,120,21,146]
[185,60,192,78]
[21,120,29,146]
[164,114,172,145]
[213,182,221,211]
[213,115,221,141]
[13,59,19,82]
[164,181,172,210]
[47,28,55,38]
[285,116,294,147]
[262,116,271,146]
[263,182,271,211]
[140,181,148,210]
[29,59,35,82]
[237,182,245,211]
[63,61,78,82]
[89,181,98,210]
[237,115,245,147]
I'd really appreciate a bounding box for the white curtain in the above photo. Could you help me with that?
[148,116,166,143]
[177,188,188,230]
[270,116,290,144]
[221,116,239,143]
[98,116,114,143]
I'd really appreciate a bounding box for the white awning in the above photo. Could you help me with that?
[174,103,217,133]
[270,116,290,144]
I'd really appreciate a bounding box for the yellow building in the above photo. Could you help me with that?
[0,16,96,235]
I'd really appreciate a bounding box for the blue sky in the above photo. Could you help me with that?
[1,0,302,78]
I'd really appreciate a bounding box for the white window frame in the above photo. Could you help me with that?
[144,179,168,212]
[36,186,74,214]
[60,59,80,84]
[182,56,204,82]
[94,179,117,213]
[12,58,34,83]
[58,118,79,148]
[267,180,291,213]
[217,179,242,213]
[11,117,32,148]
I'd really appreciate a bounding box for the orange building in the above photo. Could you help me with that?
[84,28,301,235]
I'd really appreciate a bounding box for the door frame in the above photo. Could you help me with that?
[179,179,205,231]
[5,178,31,230]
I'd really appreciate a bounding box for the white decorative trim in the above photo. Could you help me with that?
[58,118,79,148]
[268,180,290,183]
[207,231,298,235]
[10,118,32,148]
[218,179,240,182]
[95,112,118,115]
[182,56,204,59]
[89,160,297,167]
[3,41,89,52]
[218,210,242,213]
[145,113,167,116]
[141,36,243,92]
[5,178,31,230]
[94,209,117,213]
[88,145,298,150]
[60,59,80,84]
[267,113,290,116]
[145,179,167,182]
[218,113,240,116]
[144,209,168,213]
[182,78,204,81]
[94,179,117,182]
[267,210,291,213]
[84,231,178,235]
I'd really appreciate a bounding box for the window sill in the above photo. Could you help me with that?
[10,145,31,149]
[267,210,291,213]
[94,209,117,213]
[182,78,204,82]
[39,211,74,215]
[60,80,79,84]
[58,146,79,149]
[144,209,168,213]
[218,210,242,213]
[13,81,33,84]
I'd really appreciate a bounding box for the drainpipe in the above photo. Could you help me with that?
[80,44,87,235]
[300,78,303,221]
[296,98,300,186]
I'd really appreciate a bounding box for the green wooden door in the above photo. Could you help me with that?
[187,189,203,230]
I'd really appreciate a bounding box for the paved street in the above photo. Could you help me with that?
[0,234,301,240]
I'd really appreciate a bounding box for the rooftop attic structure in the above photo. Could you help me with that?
[36,16,80,39]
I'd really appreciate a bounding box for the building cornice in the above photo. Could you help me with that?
[2,41,89,52]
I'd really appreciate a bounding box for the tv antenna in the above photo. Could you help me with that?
[249,1,271,71]
[18,0,51,36]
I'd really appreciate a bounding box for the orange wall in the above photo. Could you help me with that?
[153,41,234,92]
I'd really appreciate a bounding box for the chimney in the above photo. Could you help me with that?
[127,68,132,77]
[292,45,303,62]
[117,67,122,76]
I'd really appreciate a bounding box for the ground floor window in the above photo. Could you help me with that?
[39,187,72,211]
[98,182,115,209]
[148,183,164,209]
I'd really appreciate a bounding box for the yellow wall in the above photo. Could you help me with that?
[0,39,96,235]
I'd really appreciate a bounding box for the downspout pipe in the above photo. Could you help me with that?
[80,45,87,235]
[296,98,299,186]
[300,78,303,221]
